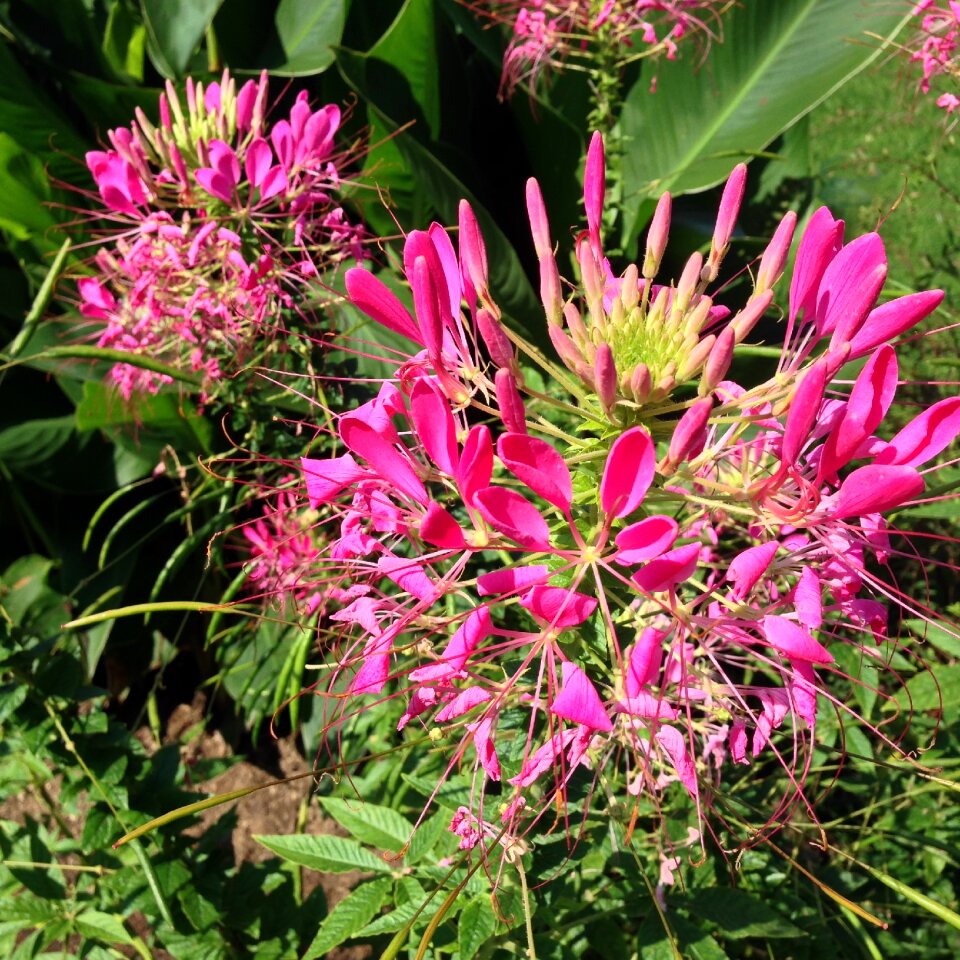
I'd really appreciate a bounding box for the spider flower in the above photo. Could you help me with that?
[906,2,960,113]
[294,131,957,858]
[78,213,287,399]
[85,69,366,258]
[475,1,728,98]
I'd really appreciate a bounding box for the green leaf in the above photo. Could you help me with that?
[318,797,415,853]
[0,134,62,255]
[368,0,439,138]
[141,0,224,78]
[73,910,132,945]
[254,834,394,874]
[272,0,346,76]
[620,0,909,241]
[102,0,147,82]
[459,895,497,960]
[684,888,804,940]
[0,417,74,470]
[904,618,960,659]
[336,48,541,337]
[302,878,392,960]
[901,662,960,719]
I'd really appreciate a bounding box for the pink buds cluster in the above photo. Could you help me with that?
[530,133,792,419]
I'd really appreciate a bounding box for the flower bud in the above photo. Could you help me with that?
[495,368,527,434]
[643,192,672,280]
[712,163,747,255]
[458,199,489,298]
[595,343,617,414]
[731,289,774,343]
[477,308,515,371]
[663,397,714,473]
[585,132,605,253]
[699,325,735,396]
[677,334,715,381]
[755,211,797,294]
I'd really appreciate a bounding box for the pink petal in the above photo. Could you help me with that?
[474,487,551,549]
[458,425,493,508]
[410,607,492,683]
[820,344,898,476]
[259,165,288,201]
[848,290,944,360]
[655,726,698,796]
[873,397,960,469]
[828,463,924,519]
[410,378,458,475]
[615,693,677,720]
[495,369,526,434]
[411,256,444,357]
[470,716,501,780]
[427,222,463,320]
[551,661,612,730]
[476,565,549,596]
[509,729,579,787]
[351,632,393,695]
[815,233,886,339]
[782,358,827,465]
[793,567,823,631]
[301,453,366,507]
[434,686,491,722]
[208,139,241,184]
[378,554,438,602]
[600,425,656,518]
[420,502,466,549]
[458,199,488,296]
[244,137,273,188]
[345,268,421,343]
[626,626,665,695]
[632,543,700,593]
[614,516,679,565]
[584,132,605,251]
[762,615,833,664]
[520,585,597,628]
[712,163,746,253]
[497,433,572,512]
[790,660,818,729]
[340,417,428,505]
[725,541,779,601]
[195,168,234,203]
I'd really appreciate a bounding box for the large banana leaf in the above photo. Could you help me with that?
[620,0,908,243]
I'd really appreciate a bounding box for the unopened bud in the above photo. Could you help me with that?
[731,289,774,343]
[564,301,590,345]
[629,363,652,403]
[699,325,735,395]
[526,177,553,258]
[549,323,586,373]
[712,163,747,255]
[643,192,672,279]
[477,308,514,371]
[458,200,489,298]
[594,343,617,414]
[584,132,606,253]
[663,397,714,473]
[674,253,703,318]
[620,263,640,312]
[755,211,797,294]
[677,334,716,381]
[495,368,526,434]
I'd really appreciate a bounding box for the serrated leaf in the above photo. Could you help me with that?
[141,0,224,78]
[302,878,391,959]
[255,834,393,874]
[318,798,415,853]
[356,895,421,937]
[904,618,960,659]
[73,910,132,945]
[459,895,497,960]
[272,0,346,76]
[621,0,908,241]
[684,888,804,940]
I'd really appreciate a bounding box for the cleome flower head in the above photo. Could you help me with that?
[76,71,369,400]
[77,213,288,400]
[85,69,366,257]
[474,1,729,98]
[291,131,957,864]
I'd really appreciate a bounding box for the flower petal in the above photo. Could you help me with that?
[520,585,597,628]
[474,486,551,549]
[551,661,612,731]
[600,425,656,518]
[497,433,572,512]
[614,516,679,565]
[762,614,833,664]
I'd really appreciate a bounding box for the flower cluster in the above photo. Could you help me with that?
[908,1,960,114]
[78,213,287,399]
[475,1,727,97]
[296,131,957,858]
[77,71,366,400]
